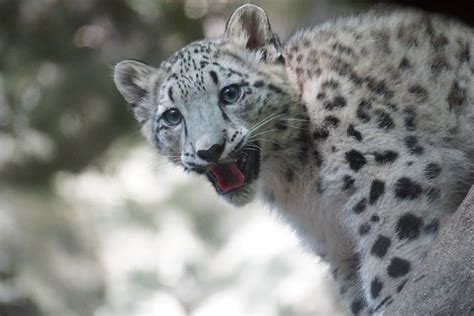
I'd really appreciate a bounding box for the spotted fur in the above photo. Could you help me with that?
[114,5,474,315]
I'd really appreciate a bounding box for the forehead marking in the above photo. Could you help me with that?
[168,87,174,102]
[209,70,219,85]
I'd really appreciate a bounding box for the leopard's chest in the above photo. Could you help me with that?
[258,159,355,262]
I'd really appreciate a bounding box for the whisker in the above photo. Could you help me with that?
[250,112,280,131]
[150,161,178,173]
[248,137,275,142]
[245,144,263,151]
[250,113,309,131]
[240,151,250,159]
[274,123,312,131]
[281,118,311,122]
[249,137,281,147]
[250,113,286,132]
[251,128,280,138]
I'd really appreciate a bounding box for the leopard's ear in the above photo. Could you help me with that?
[114,60,155,104]
[114,60,158,124]
[224,4,280,53]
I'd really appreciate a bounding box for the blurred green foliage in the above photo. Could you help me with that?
[0,0,361,186]
[0,0,202,184]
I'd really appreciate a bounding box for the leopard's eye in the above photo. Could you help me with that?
[220,85,242,105]
[162,108,182,126]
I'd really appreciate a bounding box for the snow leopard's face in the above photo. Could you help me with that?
[114,5,306,206]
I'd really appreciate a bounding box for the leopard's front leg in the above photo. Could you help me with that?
[331,254,371,315]
[344,179,444,314]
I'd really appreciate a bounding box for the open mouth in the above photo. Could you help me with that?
[206,145,260,194]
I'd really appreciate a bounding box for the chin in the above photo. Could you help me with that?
[219,182,257,206]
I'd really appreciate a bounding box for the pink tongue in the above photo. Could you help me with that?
[211,162,245,193]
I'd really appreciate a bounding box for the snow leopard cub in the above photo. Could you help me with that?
[113,4,474,314]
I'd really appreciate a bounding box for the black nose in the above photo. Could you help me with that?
[197,143,225,163]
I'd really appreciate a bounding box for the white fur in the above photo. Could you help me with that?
[114,6,474,315]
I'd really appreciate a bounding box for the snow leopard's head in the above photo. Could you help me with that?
[114,4,308,206]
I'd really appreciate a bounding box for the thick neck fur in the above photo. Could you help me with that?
[256,92,354,263]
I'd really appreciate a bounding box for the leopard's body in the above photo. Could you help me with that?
[114,5,474,314]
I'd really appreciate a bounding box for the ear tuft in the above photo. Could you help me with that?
[114,60,155,104]
[224,4,278,51]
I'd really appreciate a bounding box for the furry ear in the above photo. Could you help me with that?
[224,4,281,55]
[114,60,158,124]
[114,60,156,104]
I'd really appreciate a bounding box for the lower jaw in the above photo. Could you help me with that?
[219,182,257,206]
[207,174,254,196]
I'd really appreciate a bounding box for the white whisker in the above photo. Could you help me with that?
[275,123,312,131]
[250,112,280,131]
[250,113,286,132]
[251,128,280,138]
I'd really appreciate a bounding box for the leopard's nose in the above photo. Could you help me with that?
[197,143,225,163]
